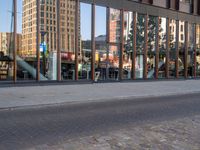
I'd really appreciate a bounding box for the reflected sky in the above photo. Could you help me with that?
[0,0,22,33]
[0,0,106,39]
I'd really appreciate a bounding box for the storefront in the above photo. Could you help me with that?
[0,0,200,83]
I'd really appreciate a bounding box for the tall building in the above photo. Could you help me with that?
[109,8,121,67]
[0,32,22,56]
[109,9,120,44]
[21,0,77,57]
[2,0,200,83]
[0,32,22,80]
[169,20,185,45]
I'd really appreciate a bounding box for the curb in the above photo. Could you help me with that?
[0,91,200,112]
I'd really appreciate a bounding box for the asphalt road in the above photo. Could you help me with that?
[0,93,200,150]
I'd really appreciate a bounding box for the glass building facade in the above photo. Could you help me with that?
[0,0,200,83]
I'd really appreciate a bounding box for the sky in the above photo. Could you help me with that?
[0,0,22,33]
[0,1,106,39]
[81,3,106,40]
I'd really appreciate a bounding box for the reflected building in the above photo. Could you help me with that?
[109,9,121,43]
[21,0,77,57]
[169,20,176,44]
[0,32,22,80]
[124,12,133,43]
[0,32,22,56]
[2,0,200,83]
[109,9,121,68]
[169,18,186,45]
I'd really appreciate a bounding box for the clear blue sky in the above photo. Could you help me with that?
[0,0,22,33]
[0,1,106,38]
[81,3,106,40]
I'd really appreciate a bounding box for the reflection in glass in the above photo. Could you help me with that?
[79,3,91,80]
[0,0,14,81]
[188,23,195,78]
[158,17,167,78]
[95,6,107,80]
[61,0,76,80]
[178,21,185,77]
[196,24,200,77]
[39,0,57,80]
[108,45,120,80]
[108,8,120,80]
[136,14,145,79]
[169,19,176,78]
[18,0,38,80]
[109,9,120,43]
[123,11,133,79]
[147,15,156,79]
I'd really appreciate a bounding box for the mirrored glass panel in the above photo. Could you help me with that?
[108,8,120,80]
[61,0,76,80]
[196,24,200,77]
[147,15,157,79]
[123,11,132,79]
[95,6,107,80]
[0,0,14,81]
[39,0,58,80]
[169,19,176,78]
[109,8,120,44]
[158,17,167,78]
[17,0,38,81]
[108,45,119,80]
[136,14,145,79]
[178,20,185,78]
[188,23,195,78]
[79,2,91,80]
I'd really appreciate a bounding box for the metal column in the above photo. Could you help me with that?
[132,12,137,80]
[56,0,61,81]
[106,7,110,80]
[119,9,124,81]
[75,0,80,80]
[166,18,170,78]
[36,0,40,81]
[155,17,159,79]
[184,21,189,78]
[143,14,148,79]
[175,20,179,78]
[91,2,95,81]
[13,0,17,82]
[194,24,197,78]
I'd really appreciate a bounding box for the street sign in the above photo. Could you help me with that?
[40,42,47,52]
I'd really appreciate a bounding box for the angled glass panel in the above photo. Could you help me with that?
[0,0,14,81]
[108,44,120,80]
[188,23,195,78]
[108,8,120,81]
[109,8,120,44]
[196,24,200,77]
[147,15,157,79]
[79,2,91,80]
[123,11,132,80]
[158,17,167,78]
[95,6,107,81]
[17,0,38,81]
[169,19,176,78]
[61,0,76,80]
[136,13,145,79]
[178,20,185,78]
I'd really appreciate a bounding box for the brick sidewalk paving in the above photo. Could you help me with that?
[28,115,200,150]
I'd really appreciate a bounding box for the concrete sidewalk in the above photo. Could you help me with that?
[0,80,200,109]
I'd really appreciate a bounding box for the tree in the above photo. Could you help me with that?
[125,15,164,56]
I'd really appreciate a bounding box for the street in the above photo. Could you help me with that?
[0,93,200,150]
